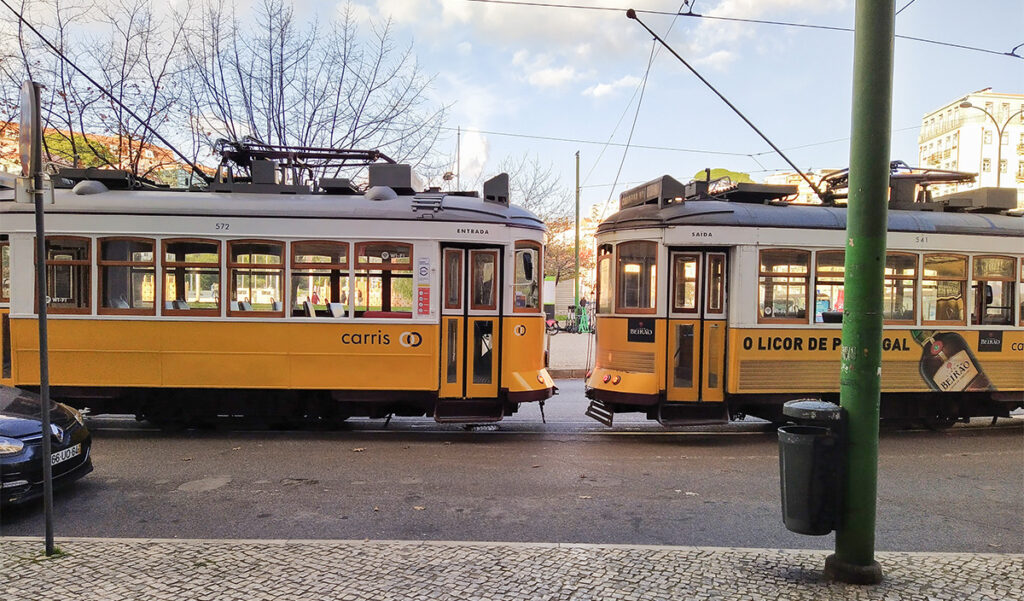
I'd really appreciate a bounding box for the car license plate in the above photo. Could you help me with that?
[51,444,81,466]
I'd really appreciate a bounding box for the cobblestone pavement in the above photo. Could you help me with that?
[3,537,1021,600]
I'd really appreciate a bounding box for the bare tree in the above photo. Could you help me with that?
[495,153,572,222]
[180,0,447,179]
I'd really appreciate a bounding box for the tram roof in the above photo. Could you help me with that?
[597,199,1024,237]
[0,187,546,231]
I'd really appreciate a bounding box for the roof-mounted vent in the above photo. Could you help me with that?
[483,173,510,206]
[319,178,359,195]
[620,175,686,210]
[929,187,1017,213]
[368,163,422,194]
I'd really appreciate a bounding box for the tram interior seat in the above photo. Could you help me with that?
[111,296,130,309]
[328,303,346,318]
[230,301,239,311]
[164,300,189,310]
[303,300,316,317]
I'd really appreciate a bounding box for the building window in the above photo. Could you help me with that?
[922,254,966,324]
[513,241,541,312]
[616,241,657,313]
[0,237,8,302]
[972,256,1016,326]
[983,130,992,145]
[292,241,348,317]
[884,253,917,323]
[596,244,613,315]
[983,158,991,172]
[999,159,1007,174]
[758,249,809,322]
[814,251,844,322]
[98,238,155,314]
[163,239,220,316]
[43,237,90,314]
[354,242,412,317]
[228,241,284,316]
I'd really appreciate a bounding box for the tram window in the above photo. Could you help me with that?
[1,237,8,302]
[163,239,220,316]
[596,245,613,314]
[616,241,657,313]
[813,251,843,322]
[292,241,348,317]
[758,249,808,322]
[884,253,917,323]
[43,237,90,314]
[672,254,699,313]
[971,256,1015,326]
[707,254,725,315]
[99,238,155,315]
[470,250,498,311]
[229,241,284,316]
[355,242,412,317]
[444,249,463,310]
[514,242,541,311]
[922,254,966,324]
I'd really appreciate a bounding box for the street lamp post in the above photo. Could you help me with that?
[959,101,1024,188]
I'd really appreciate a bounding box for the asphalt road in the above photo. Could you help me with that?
[2,380,1021,553]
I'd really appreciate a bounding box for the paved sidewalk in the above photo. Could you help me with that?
[3,537,1020,600]
[546,332,593,378]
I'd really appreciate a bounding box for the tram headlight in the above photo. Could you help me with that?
[602,374,611,384]
[0,436,25,456]
[612,375,621,385]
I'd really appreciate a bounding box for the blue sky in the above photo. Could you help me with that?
[230,1,1022,212]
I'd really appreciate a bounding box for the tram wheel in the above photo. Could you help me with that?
[921,413,957,431]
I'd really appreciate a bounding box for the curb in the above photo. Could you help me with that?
[548,369,586,379]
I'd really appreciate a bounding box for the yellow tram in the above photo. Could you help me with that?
[585,175,1024,427]
[0,146,554,424]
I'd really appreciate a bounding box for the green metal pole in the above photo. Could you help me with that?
[574,151,580,309]
[826,0,893,585]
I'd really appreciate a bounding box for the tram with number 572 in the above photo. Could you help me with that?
[584,170,1024,428]
[0,143,555,425]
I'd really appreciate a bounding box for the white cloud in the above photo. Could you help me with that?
[456,41,472,55]
[583,75,643,98]
[455,128,489,186]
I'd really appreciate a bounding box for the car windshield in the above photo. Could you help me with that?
[0,385,49,415]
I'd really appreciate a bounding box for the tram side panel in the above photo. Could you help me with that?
[501,315,555,400]
[588,316,665,406]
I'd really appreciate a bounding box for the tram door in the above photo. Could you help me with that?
[439,246,502,399]
[666,250,727,403]
[0,309,11,387]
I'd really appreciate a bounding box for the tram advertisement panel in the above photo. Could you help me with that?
[727,328,1023,394]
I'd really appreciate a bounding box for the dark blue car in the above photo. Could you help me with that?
[1,386,93,506]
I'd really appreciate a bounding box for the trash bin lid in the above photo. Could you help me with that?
[783,399,843,422]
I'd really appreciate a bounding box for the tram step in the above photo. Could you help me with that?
[434,399,504,423]
[657,402,729,427]
[585,400,614,427]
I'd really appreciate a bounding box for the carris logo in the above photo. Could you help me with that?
[399,331,423,348]
[514,325,527,336]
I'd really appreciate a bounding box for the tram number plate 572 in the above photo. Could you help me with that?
[215,222,230,231]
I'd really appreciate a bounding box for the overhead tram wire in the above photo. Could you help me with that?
[0,0,213,185]
[626,9,826,202]
[467,0,1023,60]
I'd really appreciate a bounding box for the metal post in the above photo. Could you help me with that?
[22,81,55,555]
[825,0,892,585]
[574,151,580,310]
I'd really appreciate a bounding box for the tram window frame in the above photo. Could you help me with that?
[922,253,967,326]
[469,249,499,311]
[443,248,463,311]
[0,236,9,303]
[757,248,809,324]
[40,236,91,315]
[596,244,614,315]
[513,241,541,313]
[98,237,156,316]
[354,241,413,318]
[671,252,700,314]
[162,238,221,317]
[813,250,844,323]
[883,252,918,325]
[227,240,285,317]
[615,240,658,315]
[291,240,349,318]
[1019,259,1024,326]
[971,255,1016,326]
[706,253,726,317]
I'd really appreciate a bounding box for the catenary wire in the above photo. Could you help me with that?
[466,0,1022,59]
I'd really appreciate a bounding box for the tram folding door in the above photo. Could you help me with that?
[440,246,502,399]
[666,250,727,402]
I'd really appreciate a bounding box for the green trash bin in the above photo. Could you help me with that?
[778,425,840,535]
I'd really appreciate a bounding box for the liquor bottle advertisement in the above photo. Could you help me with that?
[910,330,995,392]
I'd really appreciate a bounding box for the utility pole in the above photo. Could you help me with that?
[826,0,893,585]
[574,151,580,309]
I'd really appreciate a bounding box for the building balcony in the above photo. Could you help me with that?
[917,116,965,143]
